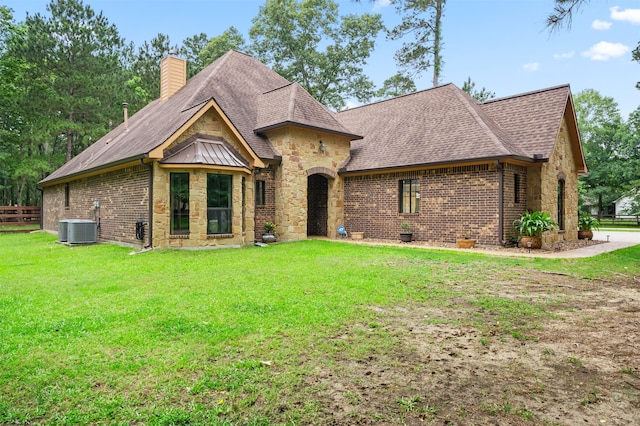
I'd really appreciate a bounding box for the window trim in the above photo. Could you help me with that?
[170,172,190,235]
[557,178,565,231]
[207,173,232,235]
[64,183,70,208]
[255,179,266,206]
[399,179,420,214]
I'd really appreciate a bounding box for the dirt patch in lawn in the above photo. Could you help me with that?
[298,269,640,425]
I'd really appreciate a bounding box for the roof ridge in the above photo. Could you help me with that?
[451,86,523,156]
[287,83,298,121]
[184,51,234,108]
[337,83,455,114]
[262,82,295,96]
[483,84,570,105]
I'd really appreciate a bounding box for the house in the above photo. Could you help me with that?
[39,50,587,248]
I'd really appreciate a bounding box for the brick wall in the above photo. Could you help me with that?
[42,165,150,247]
[254,167,276,237]
[502,164,529,242]
[344,164,502,244]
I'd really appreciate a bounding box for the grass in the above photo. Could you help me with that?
[1,232,638,424]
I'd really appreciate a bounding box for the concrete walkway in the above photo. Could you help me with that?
[328,230,639,259]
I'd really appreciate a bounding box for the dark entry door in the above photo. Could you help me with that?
[307,174,328,236]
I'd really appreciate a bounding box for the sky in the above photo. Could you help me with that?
[4,0,640,117]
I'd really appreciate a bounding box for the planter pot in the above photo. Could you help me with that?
[262,233,277,243]
[578,230,593,240]
[520,235,542,249]
[456,239,476,248]
[400,232,413,243]
[351,231,364,240]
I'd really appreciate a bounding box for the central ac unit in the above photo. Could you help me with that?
[67,219,97,244]
[58,219,70,242]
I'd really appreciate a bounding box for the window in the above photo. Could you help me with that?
[207,174,232,234]
[399,179,420,213]
[255,180,265,206]
[557,179,565,230]
[170,173,189,235]
[514,174,520,204]
[64,183,70,207]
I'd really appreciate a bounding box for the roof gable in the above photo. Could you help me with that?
[255,82,361,139]
[482,84,586,174]
[160,134,249,170]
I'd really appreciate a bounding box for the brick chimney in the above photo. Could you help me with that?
[160,52,186,102]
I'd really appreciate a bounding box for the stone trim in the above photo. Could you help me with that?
[207,233,234,239]
[307,166,336,179]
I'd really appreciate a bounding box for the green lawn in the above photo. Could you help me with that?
[1,233,638,424]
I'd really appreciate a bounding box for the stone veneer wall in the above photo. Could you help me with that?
[152,164,252,248]
[263,127,351,241]
[540,117,579,243]
[166,109,251,165]
[344,164,501,244]
[42,165,150,247]
[150,108,257,248]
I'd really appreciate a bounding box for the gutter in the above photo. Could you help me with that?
[338,154,542,176]
[38,154,149,187]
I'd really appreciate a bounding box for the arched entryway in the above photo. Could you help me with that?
[307,174,328,236]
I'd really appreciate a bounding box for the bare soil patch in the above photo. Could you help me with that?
[297,268,640,425]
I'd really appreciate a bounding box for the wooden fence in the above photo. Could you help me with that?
[596,214,640,226]
[0,206,42,233]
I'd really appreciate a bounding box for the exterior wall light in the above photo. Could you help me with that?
[319,140,326,153]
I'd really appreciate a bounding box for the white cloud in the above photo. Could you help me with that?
[592,19,612,30]
[553,51,575,60]
[523,62,540,72]
[610,6,640,24]
[373,0,392,11]
[582,41,630,60]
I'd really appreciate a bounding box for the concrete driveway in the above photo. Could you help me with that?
[593,230,640,243]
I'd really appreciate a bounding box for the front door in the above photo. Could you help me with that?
[307,174,328,236]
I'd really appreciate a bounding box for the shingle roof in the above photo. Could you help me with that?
[41,51,290,184]
[255,82,361,139]
[40,50,581,184]
[481,84,572,159]
[160,134,249,169]
[336,84,532,173]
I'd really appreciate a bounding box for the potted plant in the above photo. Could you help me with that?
[514,210,557,249]
[456,230,476,248]
[400,222,413,242]
[578,211,599,240]
[262,221,277,243]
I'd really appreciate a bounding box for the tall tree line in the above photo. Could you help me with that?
[0,0,386,206]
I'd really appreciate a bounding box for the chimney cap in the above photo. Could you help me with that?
[168,48,178,56]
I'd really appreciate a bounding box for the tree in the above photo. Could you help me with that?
[573,89,637,216]
[546,0,587,30]
[180,32,209,78]
[129,33,176,106]
[199,27,247,67]
[249,0,384,110]
[388,0,446,87]
[375,73,417,100]
[461,77,495,103]
[547,0,639,89]
[20,0,126,163]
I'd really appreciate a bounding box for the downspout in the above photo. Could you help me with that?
[141,159,153,249]
[38,187,44,231]
[496,160,505,246]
